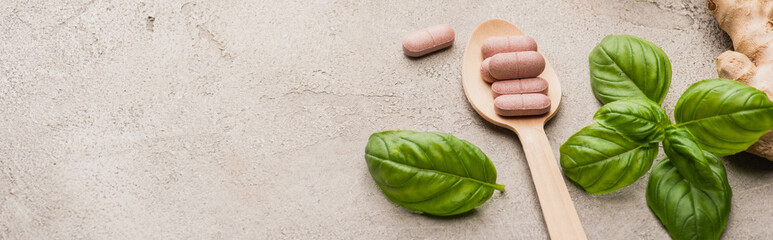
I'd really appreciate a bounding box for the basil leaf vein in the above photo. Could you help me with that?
[647,155,731,240]
[364,130,504,216]
[674,79,773,156]
[594,97,671,144]
[662,126,723,191]
[560,123,657,194]
[589,35,672,105]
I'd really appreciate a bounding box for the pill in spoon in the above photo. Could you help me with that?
[482,35,538,58]
[481,58,496,83]
[489,51,546,80]
[491,78,549,97]
[494,93,551,116]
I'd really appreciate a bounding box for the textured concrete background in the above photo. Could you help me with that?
[1,0,772,239]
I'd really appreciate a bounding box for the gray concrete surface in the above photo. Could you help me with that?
[1,0,772,239]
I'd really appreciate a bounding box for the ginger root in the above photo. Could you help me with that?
[708,0,773,160]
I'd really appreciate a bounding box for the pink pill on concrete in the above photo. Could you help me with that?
[402,24,455,57]
[494,93,551,116]
[481,57,496,83]
[489,51,546,80]
[481,36,538,58]
[491,78,549,97]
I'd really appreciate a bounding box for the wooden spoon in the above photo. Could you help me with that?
[462,19,587,239]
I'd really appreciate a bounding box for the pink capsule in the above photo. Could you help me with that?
[491,78,549,97]
[488,51,546,80]
[494,93,551,116]
[402,25,455,57]
[481,58,496,83]
[481,36,538,58]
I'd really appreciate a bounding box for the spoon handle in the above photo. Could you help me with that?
[516,126,587,240]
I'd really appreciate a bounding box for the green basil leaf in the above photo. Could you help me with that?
[560,123,657,194]
[663,126,722,191]
[593,97,671,144]
[674,78,773,156]
[646,155,732,240]
[589,35,672,105]
[364,130,504,216]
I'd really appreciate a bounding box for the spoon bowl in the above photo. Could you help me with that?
[463,19,561,129]
[462,19,587,239]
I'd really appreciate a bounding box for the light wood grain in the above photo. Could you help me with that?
[462,19,587,240]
